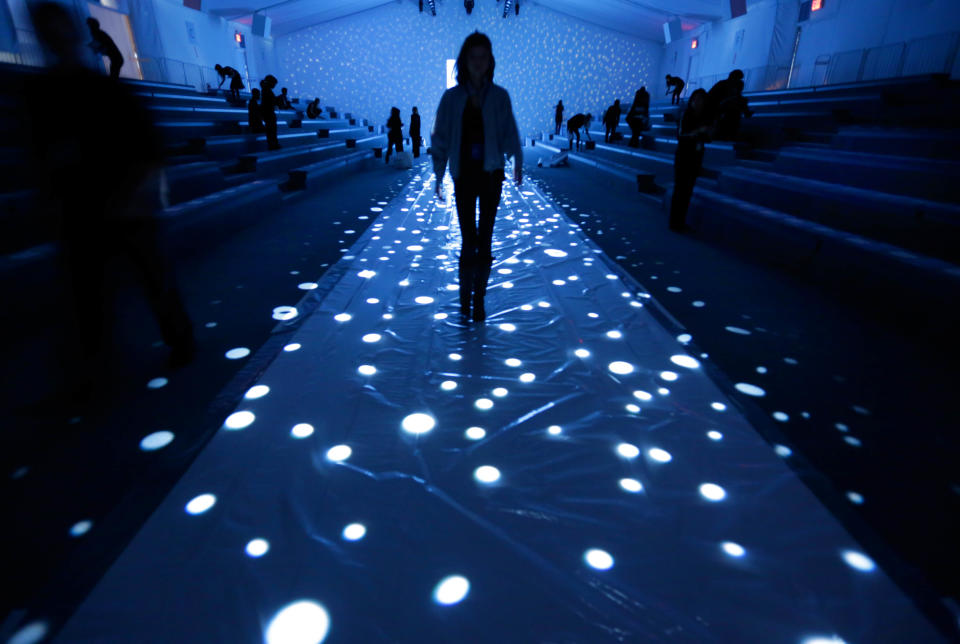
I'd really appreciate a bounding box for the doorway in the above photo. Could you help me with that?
[87,2,142,80]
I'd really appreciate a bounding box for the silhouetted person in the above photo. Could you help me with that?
[277,87,292,110]
[25,3,194,411]
[385,106,403,164]
[567,112,592,151]
[431,32,522,323]
[409,107,422,158]
[554,100,564,135]
[86,17,122,80]
[626,87,650,147]
[260,75,280,150]
[670,89,711,232]
[306,98,321,119]
[603,99,621,143]
[247,87,264,133]
[215,63,243,102]
[665,74,685,105]
[707,69,752,140]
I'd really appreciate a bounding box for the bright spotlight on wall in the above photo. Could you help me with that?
[502,0,513,18]
[464,0,474,14]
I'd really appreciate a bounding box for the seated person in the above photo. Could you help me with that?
[306,98,321,119]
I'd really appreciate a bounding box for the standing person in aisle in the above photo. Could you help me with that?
[554,100,564,135]
[409,106,422,158]
[385,107,404,163]
[670,89,711,232]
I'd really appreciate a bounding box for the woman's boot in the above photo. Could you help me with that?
[458,253,475,320]
[472,255,493,323]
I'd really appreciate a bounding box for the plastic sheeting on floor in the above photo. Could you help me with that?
[51,172,942,643]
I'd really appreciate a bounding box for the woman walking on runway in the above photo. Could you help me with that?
[430,32,523,323]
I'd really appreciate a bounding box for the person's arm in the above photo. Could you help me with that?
[217,71,225,88]
[501,90,523,185]
[431,92,450,194]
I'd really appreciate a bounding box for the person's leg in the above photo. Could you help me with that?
[454,175,481,319]
[670,154,698,230]
[110,55,122,80]
[472,170,503,322]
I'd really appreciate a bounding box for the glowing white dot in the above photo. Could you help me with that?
[544,248,568,257]
[774,445,793,457]
[362,333,382,343]
[265,600,330,644]
[606,274,617,280]
[711,402,727,411]
[502,282,514,289]
[692,301,705,307]
[290,423,314,439]
[185,493,216,515]
[520,304,533,311]
[519,373,535,383]
[358,365,376,376]
[756,366,768,374]
[538,301,551,308]
[244,385,270,399]
[146,377,167,389]
[499,323,517,332]
[721,542,745,557]
[475,398,493,410]
[587,312,599,318]
[735,383,766,397]
[140,431,174,451]
[334,313,352,322]
[284,343,301,352]
[659,388,670,395]
[773,411,789,422]
[617,443,640,459]
[434,312,448,320]
[492,387,508,397]
[474,465,501,483]
[365,298,380,304]
[69,520,92,537]
[574,349,590,358]
[505,358,522,367]
[633,390,653,402]
[606,330,623,339]
[659,371,679,381]
[433,575,470,605]
[625,403,640,413]
[699,483,726,501]
[547,425,562,435]
[224,411,255,430]
[608,361,634,375]
[414,296,434,304]
[398,279,410,287]
[449,353,462,361]
[584,548,614,570]
[440,380,457,391]
[801,637,848,644]
[402,413,436,435]
[677,334,693,344]
[707,430,723,441]
[846,491,864,505]
[465,427,486,440]
[406,245,423,251]
[648,448,672,463]
[298,282,318,290]
[326,444,352,461]
[225,347,250,359]
[272,306,298,321]
[246,538,270,557]
[342,523,366,540]
[619,478,643,493]
[725,326,751,335]
[670,355,700,369]
[7,622,47,644]
[844,436,862,447]
[358,270,376,278]
[841,550,876,572]
[552,279,566,286]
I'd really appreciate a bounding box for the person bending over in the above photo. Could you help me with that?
[665,74,685,105]
[566,112,592,151]
[306,98,322,119]
[86,17,123,80]
[215,64,244,101]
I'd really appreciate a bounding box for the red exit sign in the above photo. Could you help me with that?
[811,0,823,10]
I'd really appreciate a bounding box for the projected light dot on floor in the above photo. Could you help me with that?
[552,279,566,286]
[265,600,330,644]
[433,575,470,605]
[474,465,501,483]
[415,296,434,304]
[756,366,768,374]
[224,411,255,430]
[584,549,614,570]
[773,411,789,422]
[185,494,216,515]
[505,358,522,367]
[244,385,270,400]
[625,404,640,413]
[284,343,302,352]
[632,390,653,402]
[449,353,462,361]
[544,249,568,257]
[334,314,352,324]
[587,312,599,319]
[617,443,640,459]
[492,388,508,398]
[670,355,700,369]
[499,323,517,332]
[465,427,486,440]
[659,371,679,382]
[608,361,634,375]
[606,330,623,340]
[362,333,382,343]
[502,282,515,289]
[69,520,93,537]
[7,621,47,644]
[547,425,562,436]
[520,304,534,311]
[383,314,394,320]
[342,523,366,541]
[801,637,847,644]
[721,542,746,557]
[692,301,705,307]
[774,445,793,458]
[619,478,643,493]
[846,491,864,504]
[735,383,766,397]
[365,298,380,304]
[835,423,849,432]
[648,448,672,463]
[205,322,217,328]
[699,483,727,501]
[844,436,862,447]
[519,373,536,383]
[841,550,876,572]
[711,402,727,411]
[326,445,352,462]
[358,365,376,376]
[575,349,591,358]
[272,306,298,321]
[245,539,269,557]
[725,326,751,336]
[677,334,693,344]
[434,313,448,320]
[407,245,423,251]
[667,286,682,293]
[298,283,318,290]
[401,413,436,435]
[140,431,174,451]
[289,423,314,439]
[538,301,551,308]
[440,380,457,391]
[707,430,723,441]
[147,377,168,389]
[225,347,250,360]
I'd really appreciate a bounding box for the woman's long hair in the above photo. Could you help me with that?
[455,31,495,86]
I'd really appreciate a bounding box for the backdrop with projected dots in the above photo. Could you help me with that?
[276,1,659,140]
